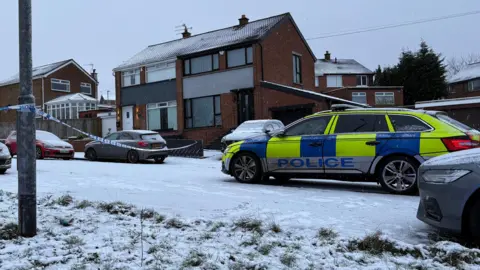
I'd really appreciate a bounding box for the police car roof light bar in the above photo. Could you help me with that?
[331,104,362,111]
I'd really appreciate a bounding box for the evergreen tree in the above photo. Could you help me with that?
[374,41,448,105]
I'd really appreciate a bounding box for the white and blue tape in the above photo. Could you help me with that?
[0,104,198,152]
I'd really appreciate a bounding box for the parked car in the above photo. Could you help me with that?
[221,105,480,195]
[0,142,12,174]
[5,130,74,160]
[416,147,480,244]
[221,120,285,151]
[84,130,169,163]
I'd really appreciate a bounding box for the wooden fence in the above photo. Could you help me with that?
[0,118,101,139]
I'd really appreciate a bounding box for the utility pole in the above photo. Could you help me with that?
[17,0,36,237]
[107,90,110,101]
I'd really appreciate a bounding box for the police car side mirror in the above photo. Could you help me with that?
[275,130,286,137]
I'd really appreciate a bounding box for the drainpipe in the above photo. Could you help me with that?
[41,77,45,112]
[258,43,264,81]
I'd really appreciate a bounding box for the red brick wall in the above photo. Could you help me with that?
[447,81,480,99]
[0,79,43,122]
[327,88,404,107]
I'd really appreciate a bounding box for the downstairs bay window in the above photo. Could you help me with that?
[147,101,178,131]
[184,95,221,128]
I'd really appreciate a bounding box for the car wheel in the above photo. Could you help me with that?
[377,155,419,195]
[36,146,44,159]
[230,152,262,184]
[127,150,140,164]
[0,169,6,175]
[468,199,480,244]
[85,148,97,161]
[154,156,166,164]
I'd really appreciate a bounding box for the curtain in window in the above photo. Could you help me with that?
[192,97,214,127]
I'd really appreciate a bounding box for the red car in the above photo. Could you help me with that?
[6,130,74,160]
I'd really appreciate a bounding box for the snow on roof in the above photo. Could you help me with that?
[315,59,373,76]
[113,14,288,71]
[0,59,71,87]
[415,96,480,109]
[448,62,480,84]
[45,93,97,105]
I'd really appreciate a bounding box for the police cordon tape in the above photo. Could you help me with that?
[0,104,198,152]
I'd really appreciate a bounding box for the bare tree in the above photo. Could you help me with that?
[447,53,480,77]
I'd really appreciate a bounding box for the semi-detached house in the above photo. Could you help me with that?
[113,13,363,147]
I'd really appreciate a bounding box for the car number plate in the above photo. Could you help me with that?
[60,149,69,153]
[151,144,162,149]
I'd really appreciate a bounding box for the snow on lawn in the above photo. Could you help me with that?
[1,191,479,270]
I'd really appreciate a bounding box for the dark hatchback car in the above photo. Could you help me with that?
[84,130,169,163]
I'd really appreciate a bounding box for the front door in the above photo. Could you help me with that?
[122,106,134,130]
[237,89,254,125]
[266,115,334,173]
[326,114,390,174]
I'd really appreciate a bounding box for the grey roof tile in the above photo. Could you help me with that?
[0,59,71,87]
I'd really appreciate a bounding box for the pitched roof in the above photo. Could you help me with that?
[45,93,97,105]
[448,62,480,84]
[315,59,373,76]
[113,13,309,71]
[0,59,98,87]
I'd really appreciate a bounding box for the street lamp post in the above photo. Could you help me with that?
[17,0,37,237]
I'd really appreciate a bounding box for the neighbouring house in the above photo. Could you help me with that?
[0,59,98,122]
[45,93,99,120]
[447,62,480,98]
[113,13,363,147]
[314,51,404,107]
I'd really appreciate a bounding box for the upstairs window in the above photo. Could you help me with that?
[293,54,302,84]
[51,79,70,92]
[326,75,342,87]
[375,92,395,105]
[80,82,92,94]
[184,54,219,75]
[227,46,253,68]
[122,68,140,87]
[356,75,368,86]
[146,62,176,83]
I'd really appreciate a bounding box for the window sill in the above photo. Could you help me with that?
[51,89,71,93]
[293,82,303,87]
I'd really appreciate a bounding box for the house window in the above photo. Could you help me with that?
[184,54,219,75]
[147,101,177,131]
[47,102,97,120]
[468,79,480,92]
[293,54,302,84]
[356,75,368,86]
[352,92,367,104]
[227,46,253,68]
[146,62,176,83]
[448,85,455,93]
[122,68,141,87]
[375,92,395,105]
[51,79,70,92]
[326,75,342,87]
[315,77,319,87]
[80,82,92,94]
[184,95,221,128]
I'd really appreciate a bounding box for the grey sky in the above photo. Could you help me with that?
[0,0,479,101]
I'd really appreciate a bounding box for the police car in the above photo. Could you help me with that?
[221,105,480,195]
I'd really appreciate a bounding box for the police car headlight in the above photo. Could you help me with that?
[422,169,471,184]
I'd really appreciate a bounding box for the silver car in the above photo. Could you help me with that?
[0,142,12,174]
[221,120,284,151]
[84,130,169,163]
[416,147,480,244]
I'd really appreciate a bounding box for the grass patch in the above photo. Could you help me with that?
[64,235,85,248]
[75,200,92,209]
[429,246,480,267]
[209,221,225,232]
[155,214,166,224]
[140,209,157,220]
[269,222,282,233]
[240,233,261,247]
[257,243,275,255]
[347,231,422,258]
[98,201,136,217]
[56,195,73,206]
[182,250,206,268]
[233,217,263,233]
[279,252,296,267]
[0,223,18,240]
[165,217,187,229]
[317,227,338,241]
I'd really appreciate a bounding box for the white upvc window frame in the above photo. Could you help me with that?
[352,92,367,104]
[122,68,141,87]
[146,62,176,83]
[146,100,178,130]
[375,92,395,105]
[51,78,71,92]
[326,75,343,87]
[80,82,92,95]
[357,75,368,86]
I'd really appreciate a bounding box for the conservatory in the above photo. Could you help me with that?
[45,93,98,120]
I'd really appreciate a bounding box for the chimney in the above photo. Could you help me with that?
[324,51,331,61]
[182,25,191,38]
[239,14,249,26]
[334,57,337,63]
[91,68,98,81]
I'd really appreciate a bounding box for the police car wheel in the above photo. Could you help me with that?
[231,152,262,183]
[468,199,480,244]
[377,156,419,195]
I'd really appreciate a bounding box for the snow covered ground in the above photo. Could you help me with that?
[1,152,479,269]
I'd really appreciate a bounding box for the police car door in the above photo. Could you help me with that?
[325,113,390,174]
[266,115,334,173]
